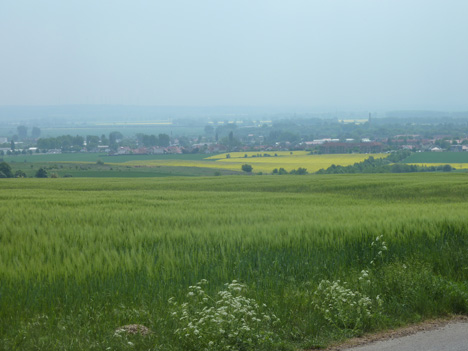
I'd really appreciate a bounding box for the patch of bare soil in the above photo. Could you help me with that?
[114,324,152,336]
[321,315,468,350]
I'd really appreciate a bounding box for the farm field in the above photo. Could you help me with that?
[11,162,240,178]
[121,152,388,173]
[1,174,468,350]
[402,152,468,170]
[3,152,388,175]
[403,152,468,164]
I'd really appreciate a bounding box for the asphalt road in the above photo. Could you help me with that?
[345,320,468,351]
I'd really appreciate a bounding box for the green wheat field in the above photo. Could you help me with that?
[1,173,468,350]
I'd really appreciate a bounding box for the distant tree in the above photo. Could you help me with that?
[35,168,48,178]
[178,136,190,148]
[278,168,288,175]
[100,134,109,145]
[272,168,278,174]
[241,164,253,173]
[290,167,308,175]
[10,140,15,151]
[0,162,13,178]
[86,135,100,150]
[141,134,158,147]
[73,135,85,148]
[17,126,28,140]
[435,139,451,150]
[442,164,453,172]
[31,126,41,139]
[109,131,123,150]
[204,125,214,134]
[158,133,170,147]
[220,132,242,151]
[14,170,27,178]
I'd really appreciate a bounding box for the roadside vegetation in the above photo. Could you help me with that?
[1,174,468,350]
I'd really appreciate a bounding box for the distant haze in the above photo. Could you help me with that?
[1,0,467,110]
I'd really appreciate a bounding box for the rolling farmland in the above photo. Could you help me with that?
[3,152,388,175]
[1,174,468,350]
[117,152,388,173]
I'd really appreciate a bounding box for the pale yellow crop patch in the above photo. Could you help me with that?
[123,153,387,173]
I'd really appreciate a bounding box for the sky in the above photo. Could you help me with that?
[0,0,467,110]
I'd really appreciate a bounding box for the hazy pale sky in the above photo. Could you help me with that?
[1,0,467,109]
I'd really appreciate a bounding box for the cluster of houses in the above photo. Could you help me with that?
[2,133,468,156]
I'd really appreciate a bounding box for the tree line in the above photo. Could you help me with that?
[316,151,453,174]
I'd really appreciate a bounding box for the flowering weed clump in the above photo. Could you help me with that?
[169,280,281,351]
[312,274,383,332]
[312,236,387,333]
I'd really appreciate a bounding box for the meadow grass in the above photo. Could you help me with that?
[1,174,468,350]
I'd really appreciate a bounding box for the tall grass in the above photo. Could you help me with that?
[1,173,468,350]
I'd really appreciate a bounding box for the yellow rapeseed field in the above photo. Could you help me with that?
[124,153,387,173]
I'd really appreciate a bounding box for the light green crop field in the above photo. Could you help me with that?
[1,174,468,350]
[403,151,468,163]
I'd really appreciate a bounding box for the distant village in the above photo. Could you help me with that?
[2,116,468,156]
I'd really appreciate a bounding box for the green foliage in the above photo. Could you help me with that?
[0,161,13,178]
[35,168,48,178]
[37,135,84,151]
[15,170,27,178]
[317,153,453,174]
[278,168,288,175]
[158,133,170,147]
[289,167,307,175]
[242,164,253,172]
[31,126,41,139]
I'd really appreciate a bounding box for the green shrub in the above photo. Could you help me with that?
[242,164,253,173]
